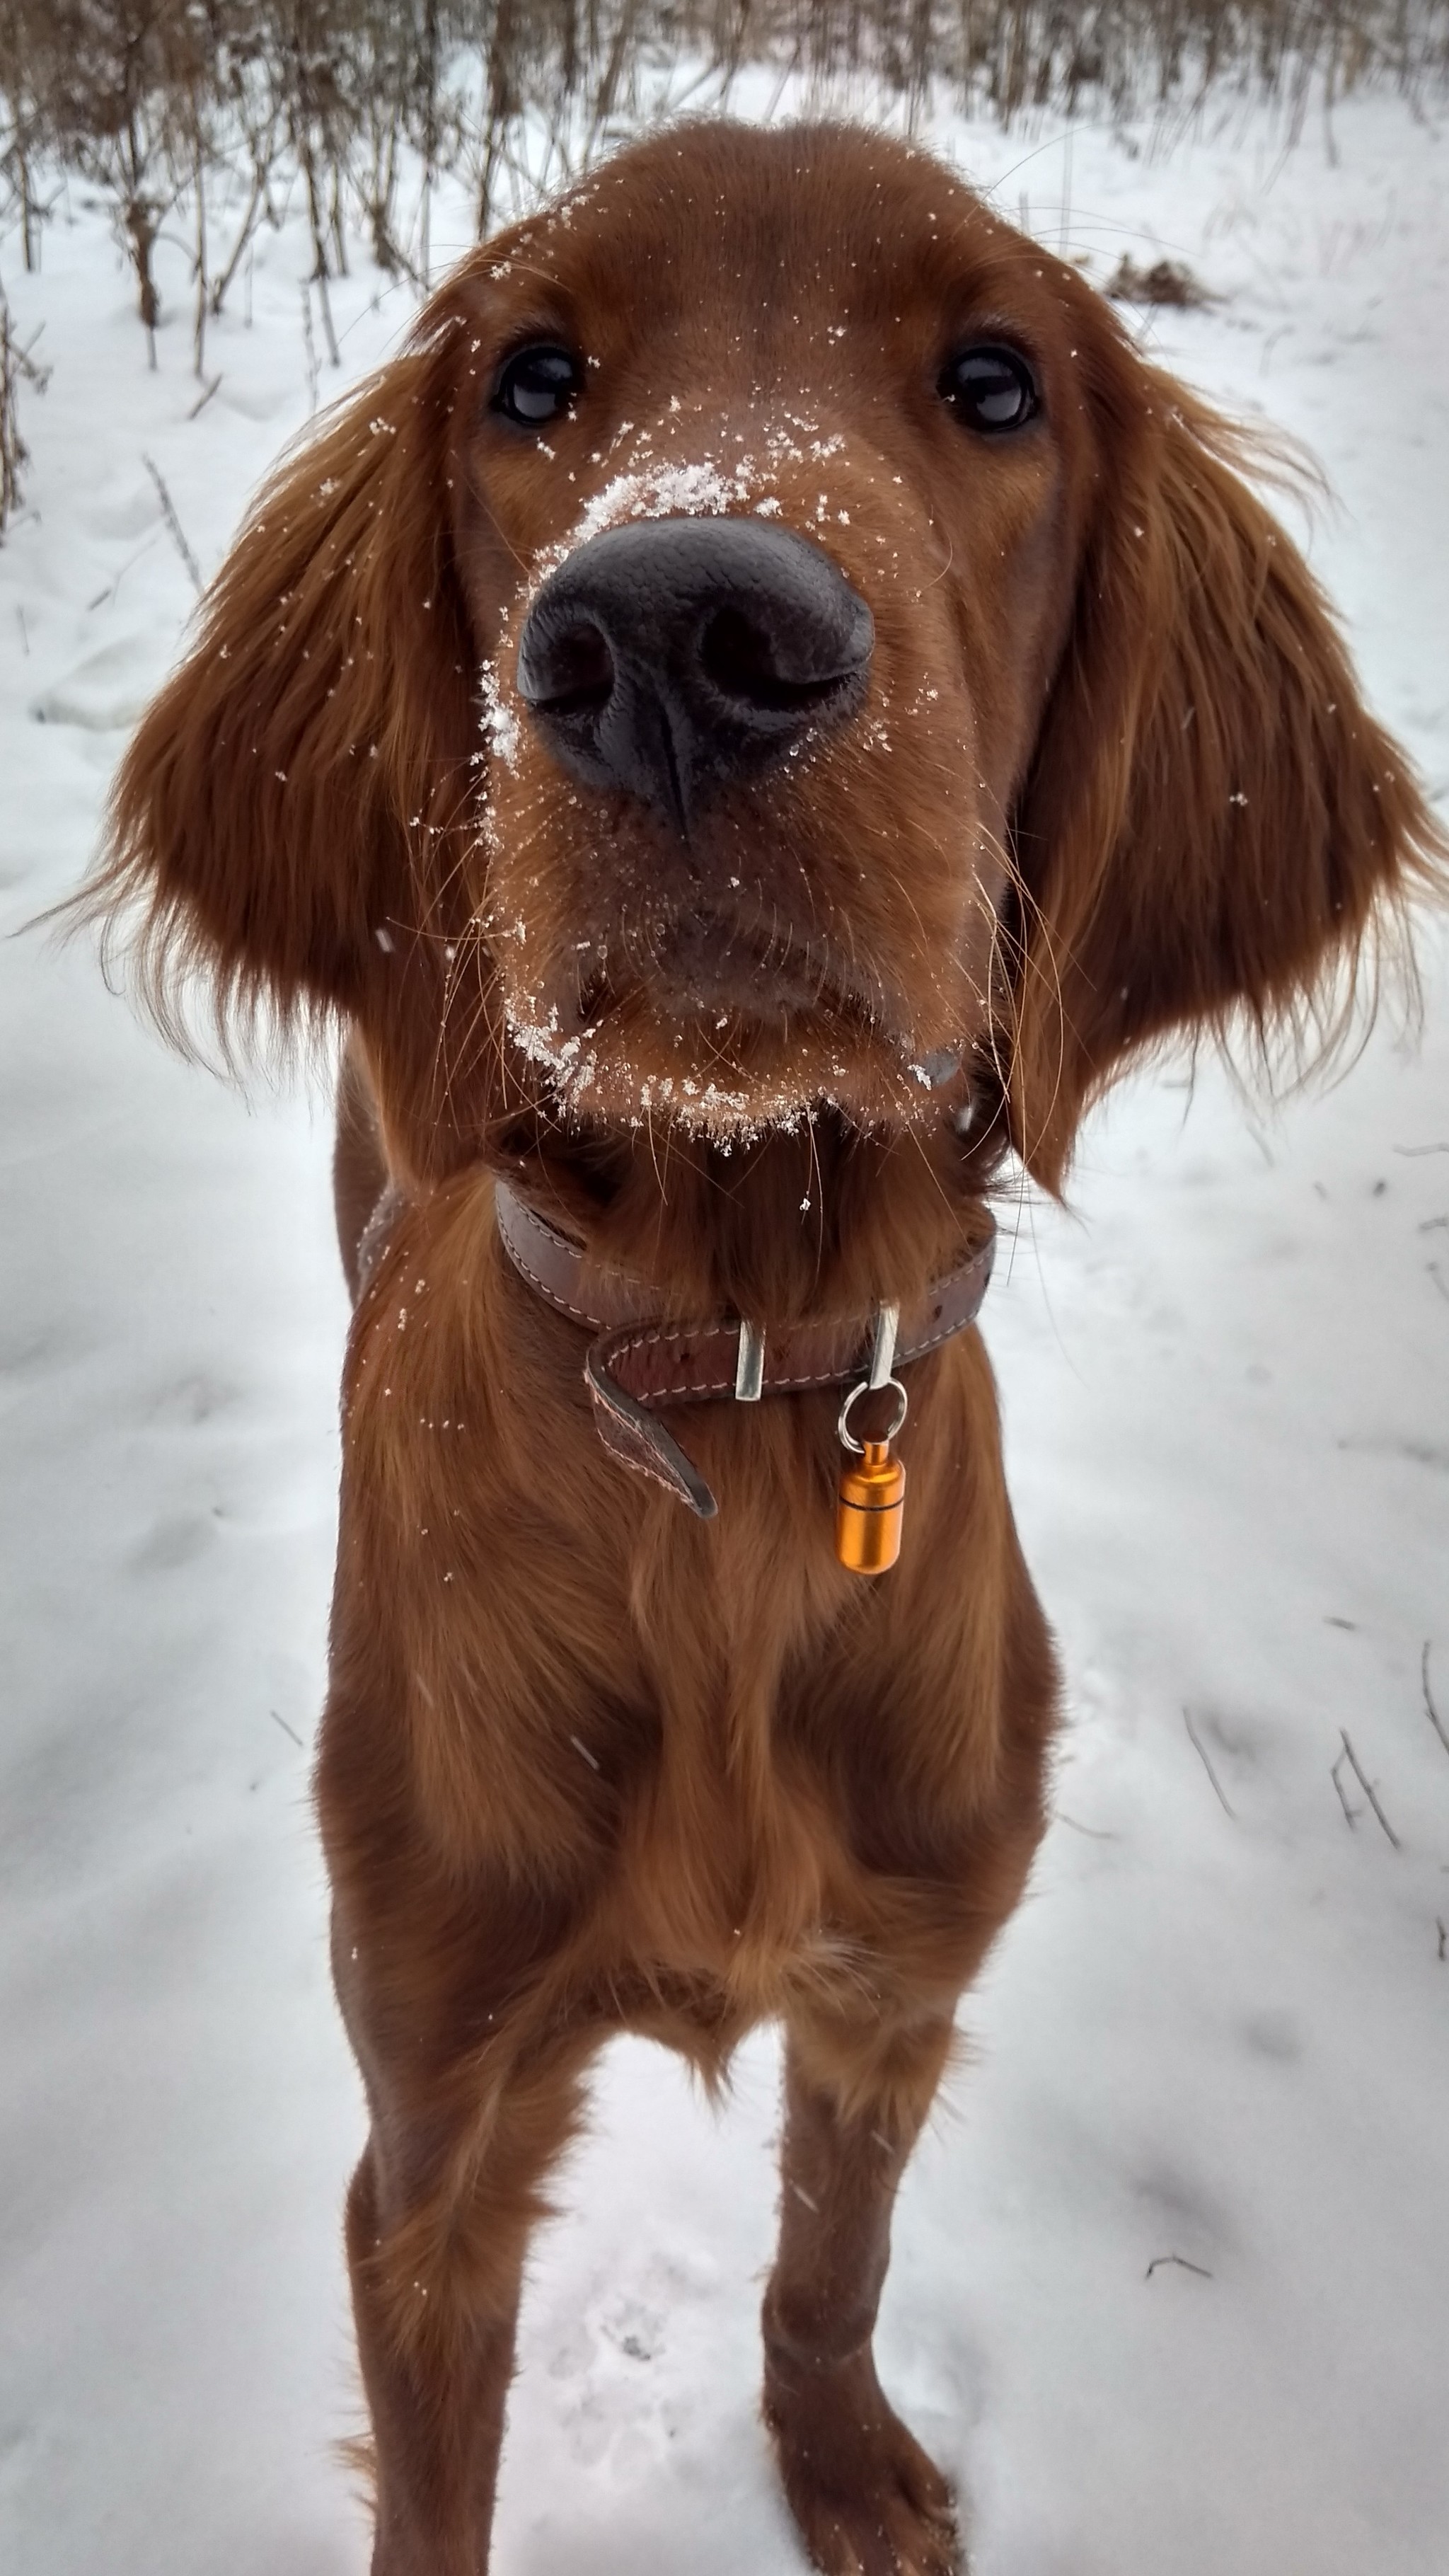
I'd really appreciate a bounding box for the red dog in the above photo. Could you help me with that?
[90,122,1441,2576]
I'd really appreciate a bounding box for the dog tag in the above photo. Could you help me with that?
[836,1439,906,1575]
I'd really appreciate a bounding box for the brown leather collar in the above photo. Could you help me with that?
[495,1180,996,1519]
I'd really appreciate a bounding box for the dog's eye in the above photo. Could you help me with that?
[940,345,1039,434]
[493,344,583,427]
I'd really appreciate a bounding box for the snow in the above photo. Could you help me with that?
[1,83,1447,2576]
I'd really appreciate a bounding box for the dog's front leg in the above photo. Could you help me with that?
[345,2020,597,2576]
[763,2011,962,2576]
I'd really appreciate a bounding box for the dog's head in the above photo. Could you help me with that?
[93,122,1442,1207]
[463,128,1095,1154]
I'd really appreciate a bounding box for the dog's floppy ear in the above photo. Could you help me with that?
[85,314,478,1056]
[1003,353,1445,1192]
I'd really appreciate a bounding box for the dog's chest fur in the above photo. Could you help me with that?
[325,1171,1041,2064]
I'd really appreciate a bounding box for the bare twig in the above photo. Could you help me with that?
[209,137,279,322]
[300,282,319,417]
[1145,2254,1213,2282]
[1423,1644,1449,1759]
[314,268,341,369]
[269,1708,304,1748]
[1338,1730,1402,1851]
[1330,1747,1360,1829]
[1184,1710,1236,1819]
[142,454,202,591]
[187,374,221,421]
[1,303,48,536]
[86,524,159,612]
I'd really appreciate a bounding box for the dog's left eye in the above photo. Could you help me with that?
[940,344,1040,433]
[493,344,583,427]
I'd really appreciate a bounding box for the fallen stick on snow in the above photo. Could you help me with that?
[1337,1730,1402,1851]
[142,454,202,592]
[1145,2254,1213,2282]
[1184,1709,1236,1819]
[1423,1643,1449,1761]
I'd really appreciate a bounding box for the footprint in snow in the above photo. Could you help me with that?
[547,2247,718,2479]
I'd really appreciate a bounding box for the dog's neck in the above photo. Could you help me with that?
[500,1094,1008,1328]
[366,983,1010,1323]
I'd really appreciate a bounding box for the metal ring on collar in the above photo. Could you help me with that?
[838,1374,908,1454]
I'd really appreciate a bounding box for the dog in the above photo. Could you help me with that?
[88,120,1443,2576]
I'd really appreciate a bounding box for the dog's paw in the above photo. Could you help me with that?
[764,2351,962,2575]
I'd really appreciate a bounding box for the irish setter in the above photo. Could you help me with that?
[89,121,1441,2576]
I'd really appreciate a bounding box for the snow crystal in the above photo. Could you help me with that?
[478,657,521,766]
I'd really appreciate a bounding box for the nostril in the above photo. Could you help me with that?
[700,606,860,715]
[517,616,614,717]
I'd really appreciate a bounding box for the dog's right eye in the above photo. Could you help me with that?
[939,343,1040,434]
[493,345,583,428]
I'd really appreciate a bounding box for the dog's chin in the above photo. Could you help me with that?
[503,977,957,1144]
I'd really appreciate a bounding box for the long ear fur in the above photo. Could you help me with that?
[1005,355,1447,1192]
[79,311,478,1064]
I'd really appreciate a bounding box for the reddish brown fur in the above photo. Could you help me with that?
[85,122,1443,2576]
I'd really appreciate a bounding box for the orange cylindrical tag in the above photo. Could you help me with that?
[836,1439,906,1575]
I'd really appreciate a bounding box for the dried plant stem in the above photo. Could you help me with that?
[1337,1729,1402,1851]
[1184,1709,1236,1818]
[1422,1642,1449,1759]
[0,294,47,535]
[142,453,202,592]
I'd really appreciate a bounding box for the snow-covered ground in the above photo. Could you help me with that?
[1,75,1447,2576]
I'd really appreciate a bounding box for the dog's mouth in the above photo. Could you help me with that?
[598,904,893,1033]
[497,897,967,1137]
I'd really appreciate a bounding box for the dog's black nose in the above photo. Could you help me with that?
[514,517,874,835]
